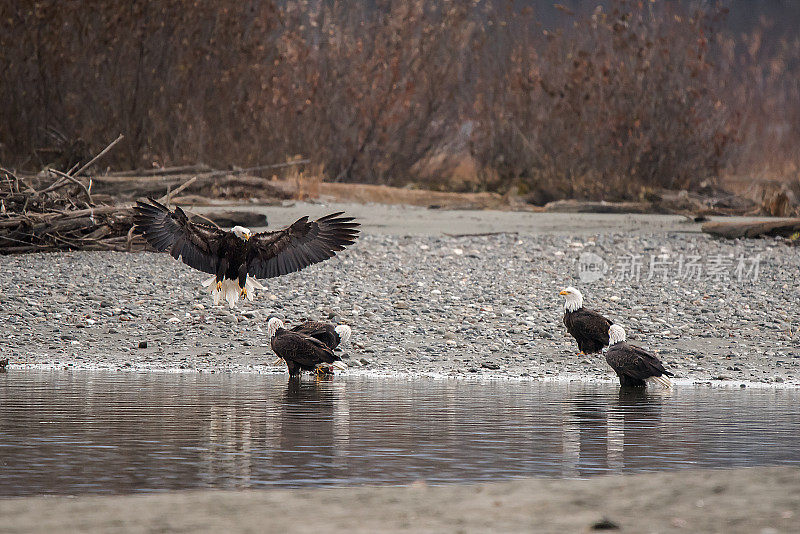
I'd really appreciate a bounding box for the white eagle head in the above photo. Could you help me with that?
[267,317,284,339]
[609,324,626,345]
[334,324,352,345]
[559,286,583,312]
[231,226,252,241]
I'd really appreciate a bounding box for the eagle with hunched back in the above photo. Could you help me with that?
[267,318,347,377]
[290,320,352,351]
[605,325,674,388]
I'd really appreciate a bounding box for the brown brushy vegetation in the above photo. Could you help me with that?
[1,1,798,201]
[469,2,735,199]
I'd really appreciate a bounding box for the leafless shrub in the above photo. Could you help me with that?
[0,1,798,200]
[469,1,736,201]
[279,0,474,185]
[718,19,800,182]
[0,0,283,169]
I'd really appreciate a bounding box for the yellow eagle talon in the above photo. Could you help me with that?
[315,365,334,378]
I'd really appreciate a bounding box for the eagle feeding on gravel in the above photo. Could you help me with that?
[133,199,359,307]
[267,318,347,377]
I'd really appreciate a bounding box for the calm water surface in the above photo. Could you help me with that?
[0,370,798,496]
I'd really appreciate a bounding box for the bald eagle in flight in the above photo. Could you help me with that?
[133,199,359,307]
[559,286,613,355]
[605,325,673,388]
[290,320,351,351]
[267,318,347,377]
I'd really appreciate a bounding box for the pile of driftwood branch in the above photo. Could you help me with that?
[0,135,310,254]
[0,135,144,254]
[0,174,142,254]
[90,161,302,203]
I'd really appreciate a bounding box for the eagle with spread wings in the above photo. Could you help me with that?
[133,199,359,307]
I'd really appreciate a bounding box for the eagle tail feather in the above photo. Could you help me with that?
[247,277,264,290]
[245,276,262,302]
[331,361,348,370]
[222,279,239,308]
[647,375,673,389]
[202,278,241,308]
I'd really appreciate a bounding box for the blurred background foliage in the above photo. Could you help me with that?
[1,0,799,201]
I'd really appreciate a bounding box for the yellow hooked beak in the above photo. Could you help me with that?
[559,290,570,295]
[245,233,251,241]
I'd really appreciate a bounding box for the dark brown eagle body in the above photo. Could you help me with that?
[271,328,343,377]
[217,232,249,287]
[133,199,359,298]
[290,321,341,350]
[605,341,674,388]
[563,308,613,354]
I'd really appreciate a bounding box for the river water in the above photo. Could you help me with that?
[0,370,797,496]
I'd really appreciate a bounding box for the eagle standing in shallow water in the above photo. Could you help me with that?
[267,318,347,377]
[605,325,673,388]
[133,199,359,307]
[559,286,613,355]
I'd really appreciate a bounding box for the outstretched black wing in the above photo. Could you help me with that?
[247,212,359,279]
[133,198,225,275]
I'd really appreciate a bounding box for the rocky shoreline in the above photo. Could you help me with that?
[1,203,798,386]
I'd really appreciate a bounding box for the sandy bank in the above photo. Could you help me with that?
[192,200,708,236]
[1,467,796,533]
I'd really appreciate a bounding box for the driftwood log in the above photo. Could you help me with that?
[543,199,651,214]
[90,173,291,200]
[196,211,268,228]
[542,189,764,216]
[0,135,147,254]
[0,168,142,254]
[701,219,800,239]
[90,161,305,201]
[0,175,274,254]
[0,150,309,253]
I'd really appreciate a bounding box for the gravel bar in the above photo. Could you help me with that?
[2,202,798,386]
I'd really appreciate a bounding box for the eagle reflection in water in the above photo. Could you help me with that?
[561,389,666,476]
[269,379,351,477]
